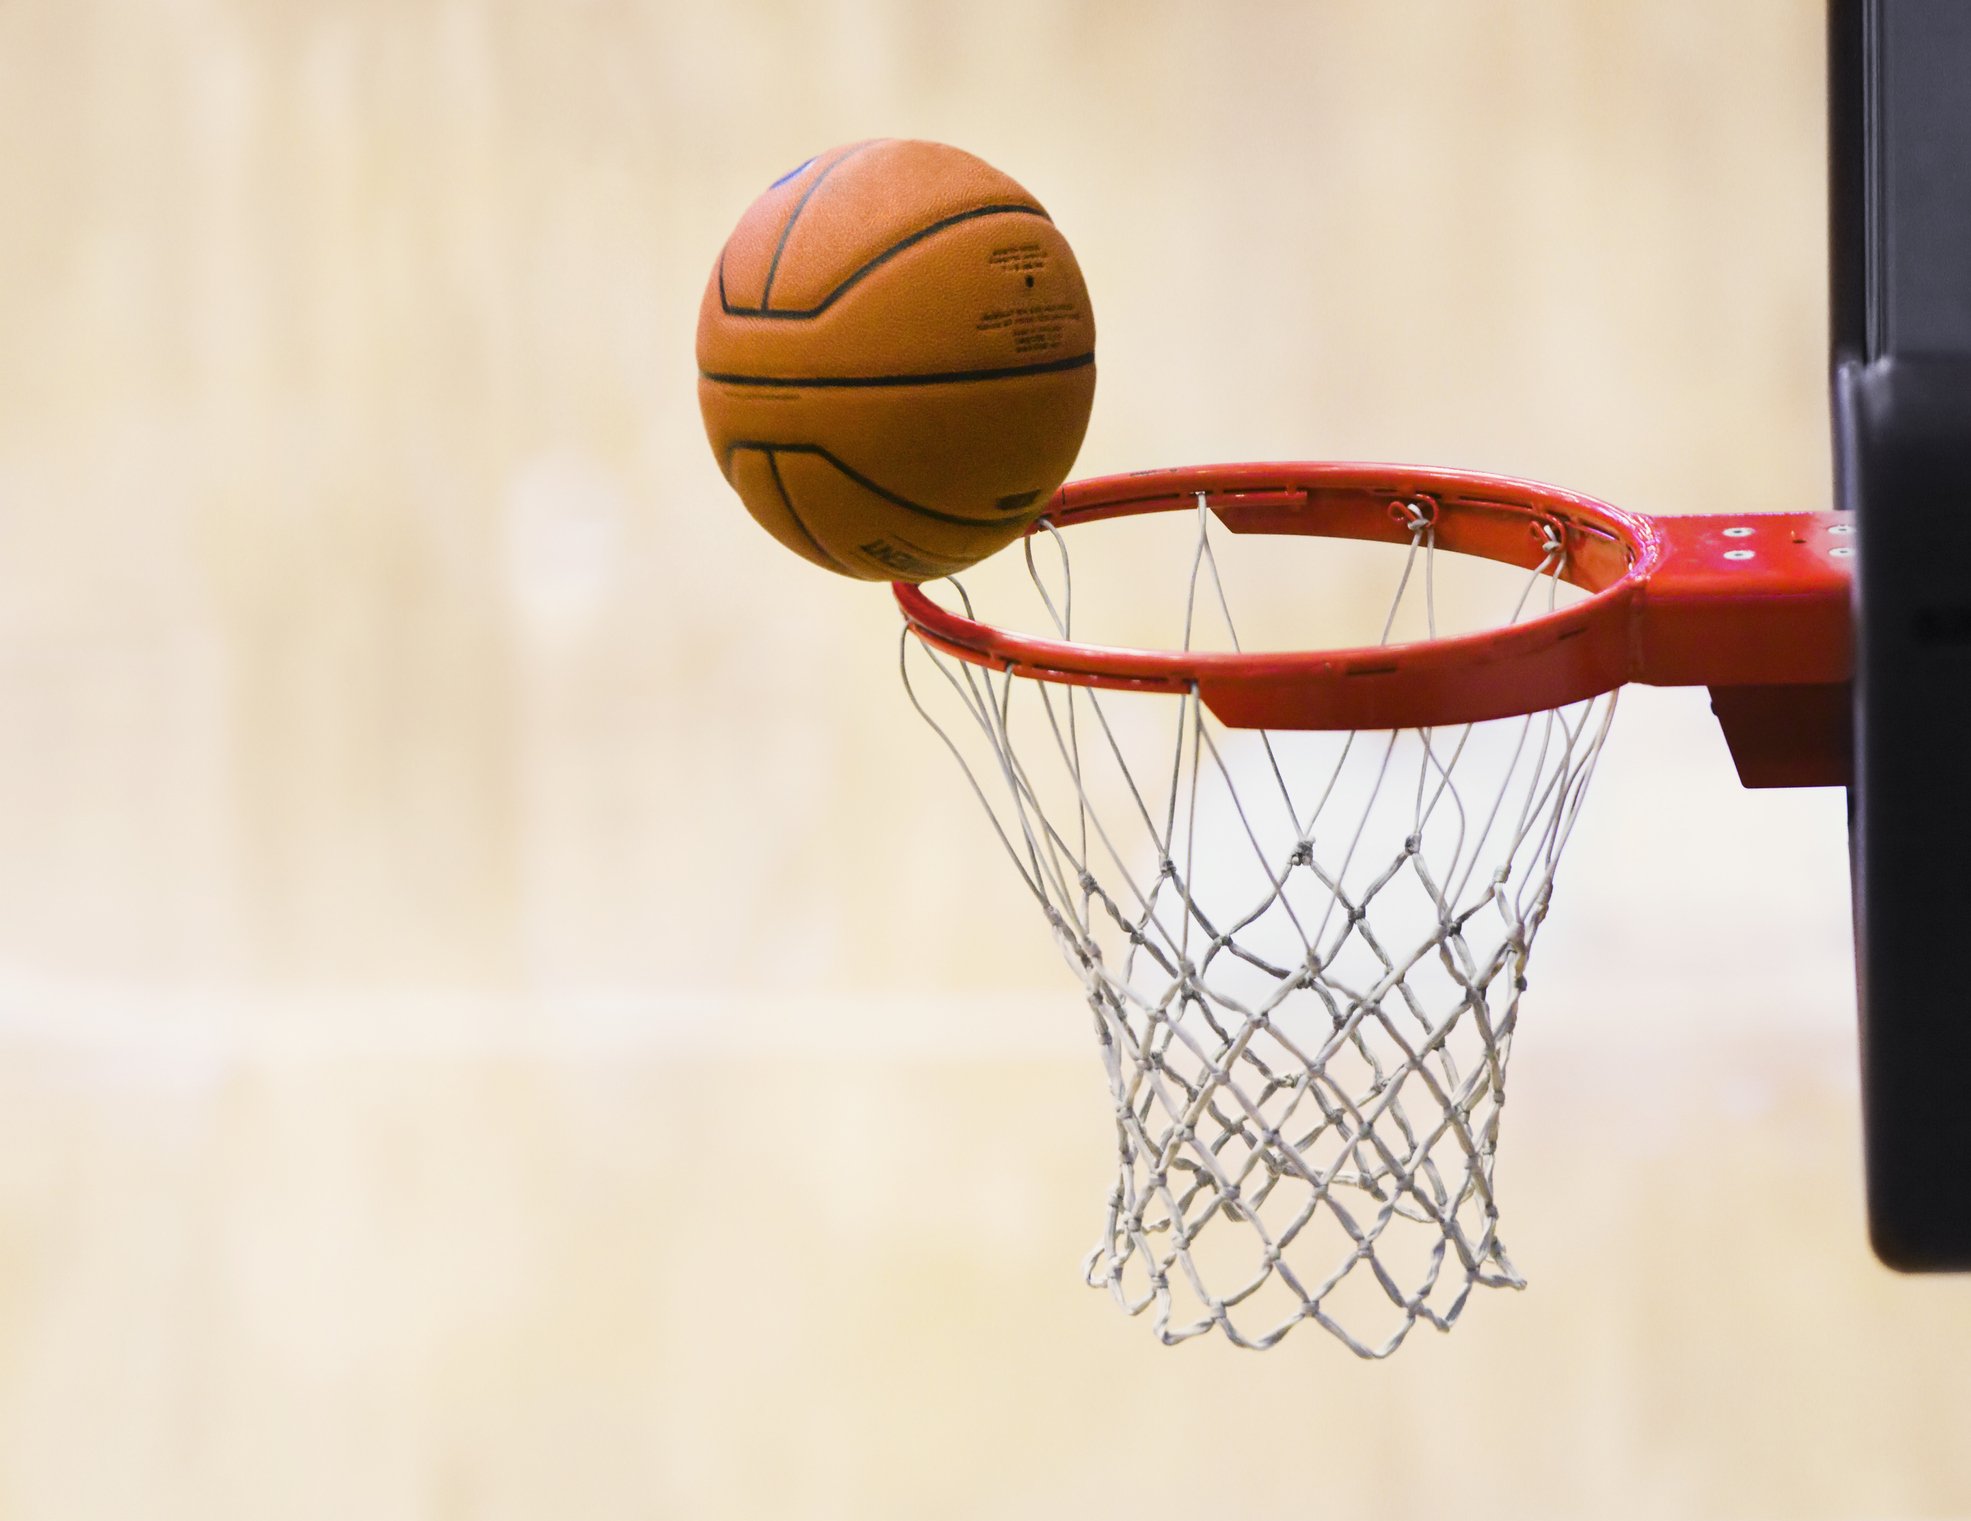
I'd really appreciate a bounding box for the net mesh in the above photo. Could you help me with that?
[901,496,1615,1355]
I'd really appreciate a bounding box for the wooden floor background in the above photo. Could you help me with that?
[1,2,1967,1517]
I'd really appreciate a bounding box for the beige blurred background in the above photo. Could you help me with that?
[0,1,1966,1517]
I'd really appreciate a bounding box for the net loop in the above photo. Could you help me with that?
[1390,494,1438,531]
[899,487,1615,1356]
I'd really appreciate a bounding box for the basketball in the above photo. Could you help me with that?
[696,139,1097,582]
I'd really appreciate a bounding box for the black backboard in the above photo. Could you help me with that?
[1831,0,1971,1269]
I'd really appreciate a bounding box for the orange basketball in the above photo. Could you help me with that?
[696,140,1097,582]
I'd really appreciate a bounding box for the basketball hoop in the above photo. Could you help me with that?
[895,462,1850,1354]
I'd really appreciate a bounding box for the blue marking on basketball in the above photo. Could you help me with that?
[770,157,818,189]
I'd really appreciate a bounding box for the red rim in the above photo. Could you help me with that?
[893,461,1853,732]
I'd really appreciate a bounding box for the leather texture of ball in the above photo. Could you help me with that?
[696,139,1097,582]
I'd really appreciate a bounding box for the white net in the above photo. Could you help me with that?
[901,494,1616,1356]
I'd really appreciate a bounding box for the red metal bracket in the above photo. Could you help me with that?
[1634,512,1853,786]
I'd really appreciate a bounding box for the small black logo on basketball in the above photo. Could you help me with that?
[859,538,941,577]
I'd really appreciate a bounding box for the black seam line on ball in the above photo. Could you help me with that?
[725,441,1025,529]
[758,140,882,311]
[763,448,855,573]
[702,350,1093,389]
[722,203,1052,320]
[717,145,868,317]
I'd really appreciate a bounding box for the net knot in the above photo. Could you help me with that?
[1388,494,1439,532]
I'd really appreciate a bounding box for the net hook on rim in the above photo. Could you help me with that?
[1389,494,1439,533]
